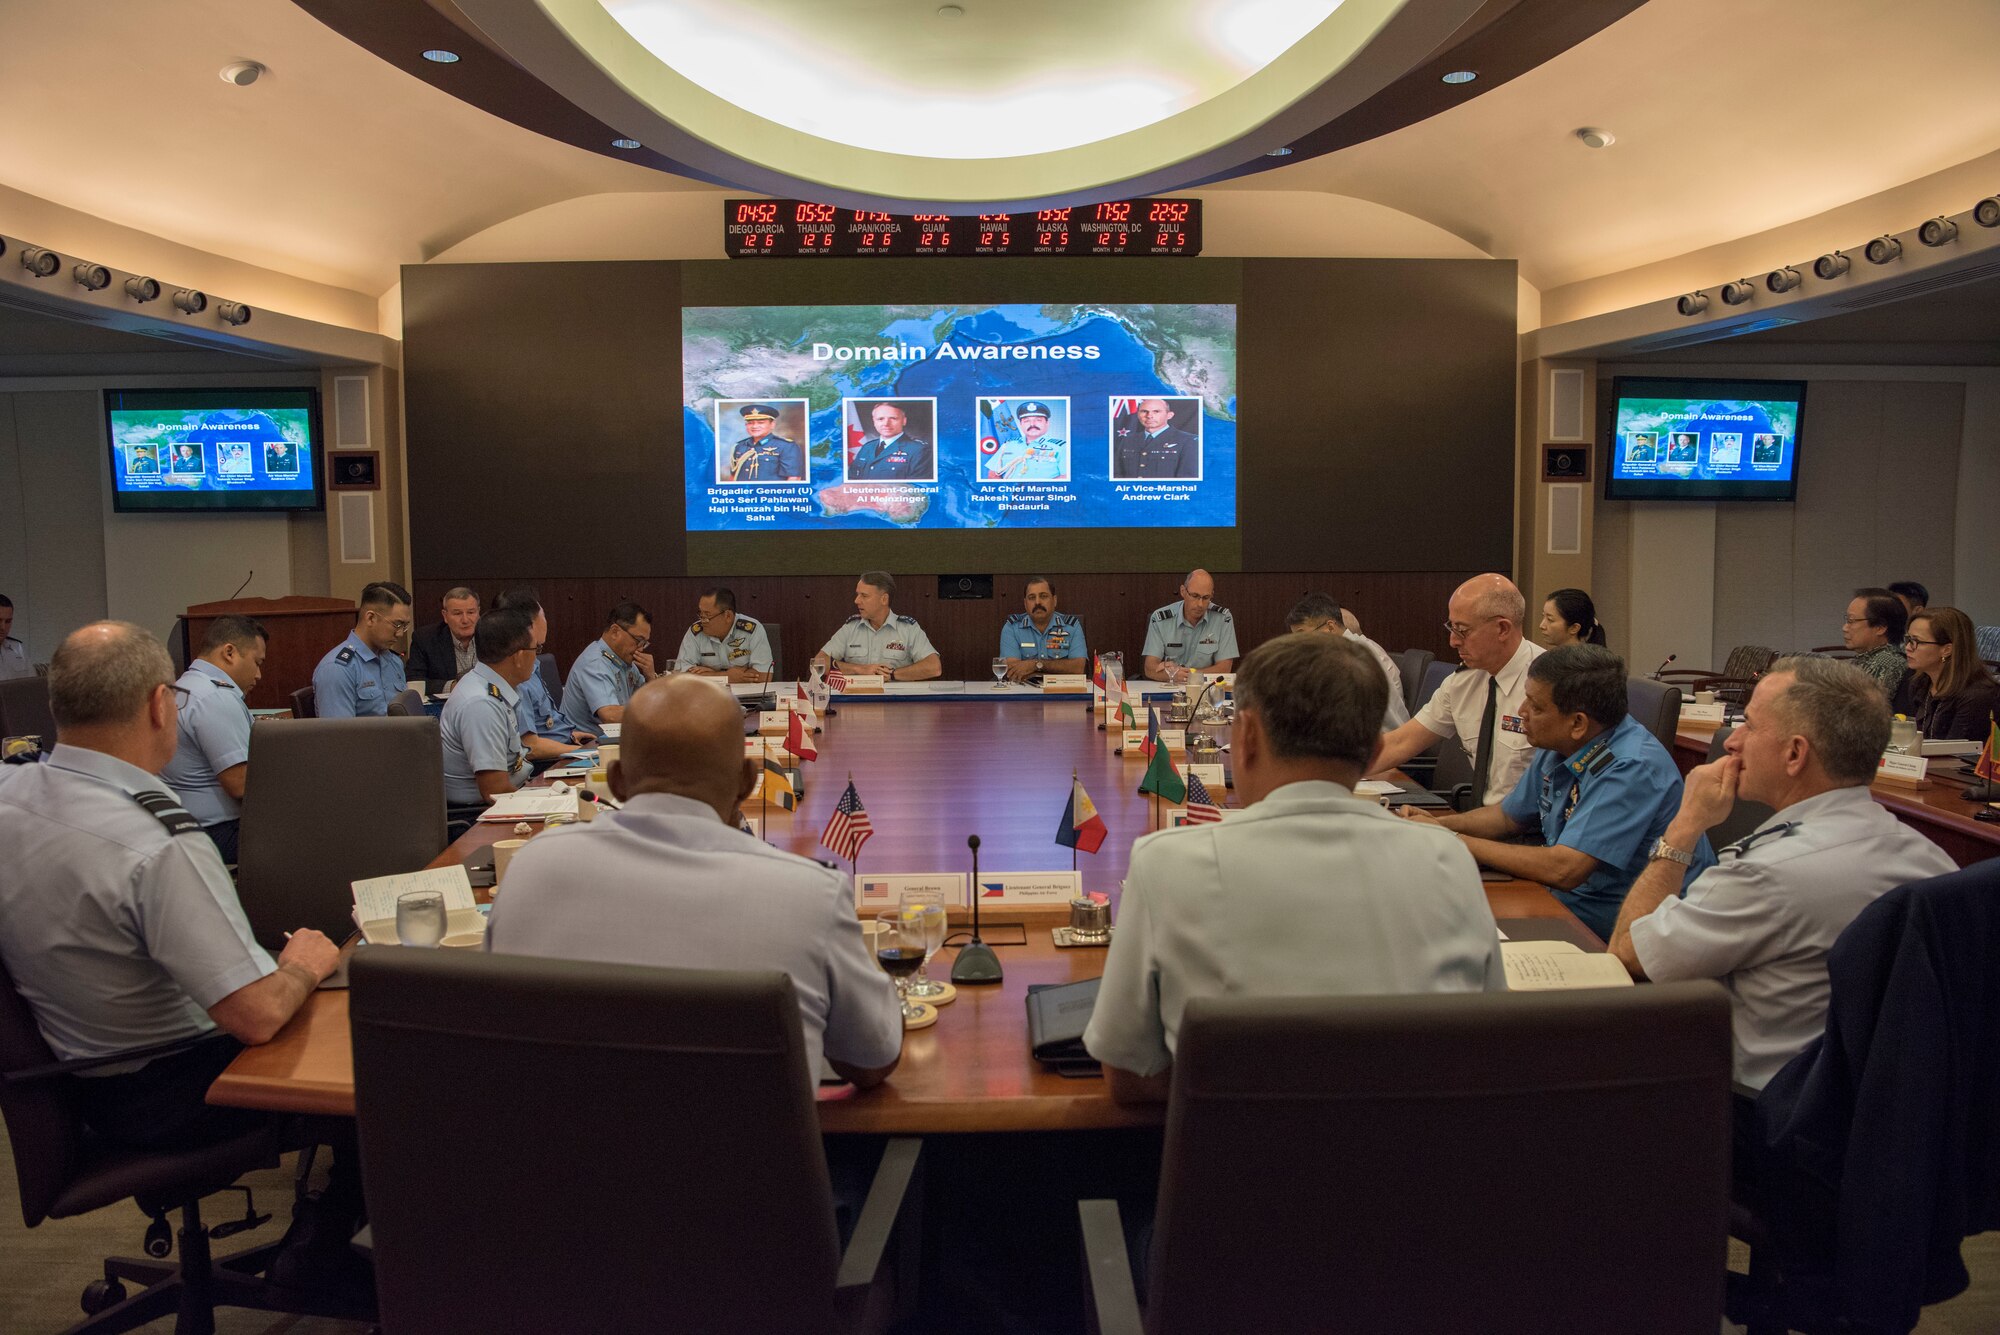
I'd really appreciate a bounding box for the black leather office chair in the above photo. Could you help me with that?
[1702,726,1774,851]
[1627,676,1683,750]
[384,687,423,717]
[1390,648,1433,717]
[534,652,560,701]
[1413,658,1454,713]
[765,621,784,682]
[235,717,448,948]
[0,674,56,747]
[1080,984,1734,1335]
[1429,733,1478,811]
[349,950,921,1334]
[1658,643,1774,709]
[288,686,316,719]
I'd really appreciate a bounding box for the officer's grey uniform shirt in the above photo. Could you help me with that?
[818,614,938,672]
[1628,785,1957,1089]
[562,637,644,737]
[1141,602,1239,670]
[675,614,773,674]
[486,792,902,1087]
[1349,630,1410,730]
[1413,636,1544,806]
[0,745,273,1068]
[0,635,30,682]
[1084,780,1505,1077]
[161,658,252,827]
[515,669,585,742]
[441,661,532,805]
[311,630,407,718]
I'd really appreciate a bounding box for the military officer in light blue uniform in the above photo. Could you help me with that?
[675,586,774,683]
[488,589,596,762]
[1401,645,1714,941]
[812,571,942,682]
[562,601,655,737]
[310,581,412,718]
[1141,568,1238,683]
[441,609,539,805]
[984,400,1069,481]
[998,576,1088,682]
[0,594,32,682]
[161,615,266,864]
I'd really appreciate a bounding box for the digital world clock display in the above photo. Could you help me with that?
[724,199,1202,258]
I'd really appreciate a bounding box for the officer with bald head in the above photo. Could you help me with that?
[486,675,902,1090]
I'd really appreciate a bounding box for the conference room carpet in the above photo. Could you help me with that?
[2,1129,1996,1332]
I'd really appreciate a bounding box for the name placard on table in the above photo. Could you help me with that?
[1040,674,1089,694]
[1876,750,1930,787]
[1186,762,1226,792]
[972,871,1080,907]
[1679,702,1727,725]
[1120,728,1186,754]
[839,675,886,693]
[853,872,968,911]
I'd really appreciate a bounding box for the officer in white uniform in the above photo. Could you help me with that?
[1610,657,1958,1089]
[563,601,655,737]
[310,581,412,718]
[1371,573,1543,807]
[1284,593,1408,730]
[983,400,1069,480]
[998,577,1088,681]
[160,615,266,864]
[1142,568,1238,683]
[1085,634,1504,1102]
[674,586,773,682]
[813,571,942,682]
[487,675,901,1092]
[0,594,31,681]
[441,609,539,805]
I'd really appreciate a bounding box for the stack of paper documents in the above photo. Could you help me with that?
[477,789,580,823]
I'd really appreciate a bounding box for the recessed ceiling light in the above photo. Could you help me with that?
[1265,147,1293,157]
[1440,70,1477,85]
[937,4,965,16]
[219,61,265,87]
[1575,127,1616,149]
[421,49,460,64]
[611,138,642,150]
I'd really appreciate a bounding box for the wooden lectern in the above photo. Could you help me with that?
[186,596,356,710]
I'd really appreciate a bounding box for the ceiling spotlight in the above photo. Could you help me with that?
[1265,146,1293,157]
[1574,127,1616,149]
[1676,291,1709,316]
[1766,266,1802,294]
[1719,278,1756,306]
[73,261,110,290]
[20,247,60,278]
[1864,235,1902,265]
[171,288,207,315]
[1440,70,1478,85]
[1975,197,2000,228]
[610,138,642,150]
[219,61,265,87]
[217,301,252,327]
[420,49,460,64]
[1813,250,1850,280]
[1917,216,1958,247]
[124,275,160,302]
[936,4,965,16]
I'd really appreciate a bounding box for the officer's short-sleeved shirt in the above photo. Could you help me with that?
[1628,786,1958,1089]
[1141,602,1239,670]
[1000,611,1088,664]
[0,745,274,1068]
[0,636,30,682]
[161,659,252,828]
[1348,630,1410,731]
[562,638,645,737]
[1414,637,1543,807]
[487,791,902,1089]
[515,668,586,742]
[442,662,533,805]
[311,630,407,719]
[1498,714,1717,940]
[675,613,773,675]
[1083,780,1505,1077]
[818,614,937,671]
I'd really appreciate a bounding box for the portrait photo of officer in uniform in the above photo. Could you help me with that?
[1625,432,1657,464]
[715,399,809,484]
[979,398,1070,482]
[1752,433,1783,465]
[1111,396,1201,480]
[843,398,937,483]
[169,442,205,475]
[1666,432,1699,464]
[126,443,160,475]
[264,439,299,476]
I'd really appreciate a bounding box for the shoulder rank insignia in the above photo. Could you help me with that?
[132,790,202,837]
[737,617,758,631]
[689,619,704,635]
[335,647,354,664]
[897,614,917,626]
[488,683,505,701]
[1154,607,1175,622]
[1721,821,1798,858]
[1216,607,1232,621]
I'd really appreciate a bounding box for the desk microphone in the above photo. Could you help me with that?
[950,834,1003,984]
[227,570,254,601]
[1650,653,1676,680]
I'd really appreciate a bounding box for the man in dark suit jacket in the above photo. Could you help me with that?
[848,402,933,481]
[405,586,482,688]
[1115,398,1200,479]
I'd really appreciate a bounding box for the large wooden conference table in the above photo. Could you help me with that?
[210,687,1597,1134]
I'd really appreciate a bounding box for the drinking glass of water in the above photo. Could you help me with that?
[396,889,447,948]
[991,657,1008,688]
[899,890,950,999]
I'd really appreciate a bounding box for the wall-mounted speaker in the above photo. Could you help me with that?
[1547,483,1583,555]
[1542,444,1591,481]
[938,574,993,600]
[1548,368,1585,441]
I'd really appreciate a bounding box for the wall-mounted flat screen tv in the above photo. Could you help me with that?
[1604,376,1805,502]
[105,387,323,513]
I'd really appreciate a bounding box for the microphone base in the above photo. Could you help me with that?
[949,940,1004,984]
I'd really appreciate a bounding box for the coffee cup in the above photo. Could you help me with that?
[1694,690,1716,706]
[493,837,529,883]
[598,742,619,770]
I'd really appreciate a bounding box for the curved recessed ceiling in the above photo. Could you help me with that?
[452,0,1491,208]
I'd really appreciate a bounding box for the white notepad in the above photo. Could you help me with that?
[477,789,579,823]
[1499,940,1634,991]
[352,865,485,946]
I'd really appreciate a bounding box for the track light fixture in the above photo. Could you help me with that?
[171,288,207,315]
[1975,197,2000,228]
[1864,235,1902,265]
[125,275,160,302]
[216,301,252,327]
[1676,291,1709,316]
[20,247,60,278]
[1814,251,1850,280]
[1766,266,1802,294]
[1917,216,1958,247]
[1719,279,1756,306]
[73,262,110,291]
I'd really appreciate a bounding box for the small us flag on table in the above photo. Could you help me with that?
[1183,772,1224,824]
[821,778,873,861]
[827,667,851,692]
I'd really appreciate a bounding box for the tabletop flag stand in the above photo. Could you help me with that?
[1183,771,1223,824]
[1055,770,1108,873]
[1137,710,1186,830]
[759,756,795,842]
[822,775,874,880]
[1968,712,2000,800]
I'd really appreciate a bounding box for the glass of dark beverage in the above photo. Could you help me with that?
[874,910,927,1020]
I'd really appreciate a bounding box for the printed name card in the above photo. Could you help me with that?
[1121,729,1185,753]
[1876,750,1929,787]
[744,737,767,760]
[853,872,969,912]
[839,675,886,693]
[1186,763,1226,792]
[1040,674,1089,694]
[1679,702,1726,725]
[756,710,790,734]
[971,871,1080,907]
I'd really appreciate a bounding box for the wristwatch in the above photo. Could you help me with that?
[1649,838,1695,869]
